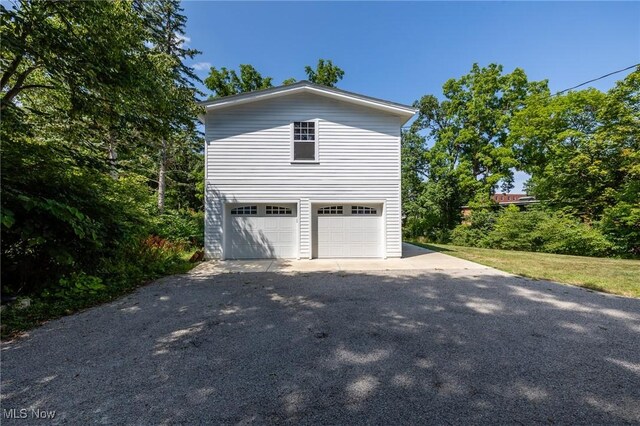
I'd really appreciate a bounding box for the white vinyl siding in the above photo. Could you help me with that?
[205,93,402,181]
[204,92,403,259]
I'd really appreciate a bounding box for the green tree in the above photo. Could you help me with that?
[204,64,273,98]
[401,130,427,218]
[509,68,640,255]
[414,63,548,200]
[1,0,158,292]
[510,68,640,223]
[408,64,548,236]
[1,0,205,296]
[1,1,145,112]
[305,59,344,87]
[137,0,202,213]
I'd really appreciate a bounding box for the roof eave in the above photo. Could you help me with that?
[200,84,416,120]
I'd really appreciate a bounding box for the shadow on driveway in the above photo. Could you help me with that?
[1,269,639,424]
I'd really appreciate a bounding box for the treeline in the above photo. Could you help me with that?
[1,0,206,312]
[403,64,640,257]
[0,0,348,332]
[203,59,344,96]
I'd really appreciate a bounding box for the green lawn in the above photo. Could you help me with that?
[409,241,640,298]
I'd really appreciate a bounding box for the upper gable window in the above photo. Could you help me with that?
[292,121,317,162]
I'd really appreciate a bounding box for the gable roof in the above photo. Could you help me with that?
[198,80,417,122]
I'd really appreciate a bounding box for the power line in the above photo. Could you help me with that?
[554,63,639,95]
[402,63,640,129]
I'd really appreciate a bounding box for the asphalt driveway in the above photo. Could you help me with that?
[2,257,639,424]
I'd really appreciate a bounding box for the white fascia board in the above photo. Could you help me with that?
[204,86,417,120]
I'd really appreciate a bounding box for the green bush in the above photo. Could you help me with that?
[136,236,192,275]
[1,235,194,337]
[487,207,548,251]
[403,216,451,243]
[1,156,153,296]
[450,209,497,247]
[450,225,488,247]
[535,212,612,256]
[150,209,204,247]
[599,202,640,256]
[41,273,106,302]
[450,206,612,257]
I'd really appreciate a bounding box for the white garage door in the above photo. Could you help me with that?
[226,204,297,259]
[316,204,382,258]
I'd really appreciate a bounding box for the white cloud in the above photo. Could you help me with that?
[175,33,191,46]
[192,62,212,71]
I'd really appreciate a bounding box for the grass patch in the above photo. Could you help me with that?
[1,249,199,339]
[409,240,640,298]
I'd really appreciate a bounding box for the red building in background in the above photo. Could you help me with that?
[491,193,530,203]
[461,194,538,218]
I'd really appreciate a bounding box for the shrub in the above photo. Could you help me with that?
[487,206,547,251]
[1,167,152,296]
[150,209,204,247]
[450,225,488,247]
[41,273,106,303]
[450,209,497,247]
[535,212,612,256]
[136,236,189,275]
[450,206,612,257]
[599,202,640,256]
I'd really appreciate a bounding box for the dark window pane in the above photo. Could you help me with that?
[294,142,315,160]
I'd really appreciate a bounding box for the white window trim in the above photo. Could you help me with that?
[290,119,319,164]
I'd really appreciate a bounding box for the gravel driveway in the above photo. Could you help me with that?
[2,267,639,424]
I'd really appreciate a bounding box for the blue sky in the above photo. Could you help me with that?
[182,1,640,192]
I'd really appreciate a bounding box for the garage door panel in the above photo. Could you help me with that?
[316,205,382,258]
[226,205,297,259]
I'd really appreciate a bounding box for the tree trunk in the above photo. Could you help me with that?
[107,137,118,179]
[157,140,167,213]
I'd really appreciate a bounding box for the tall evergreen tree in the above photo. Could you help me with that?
[136,0,202,213]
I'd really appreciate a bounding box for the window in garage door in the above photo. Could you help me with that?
[230,205,257,215]
[351,206,377,215]
[317,205,343,215]
[265,205,293,215]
